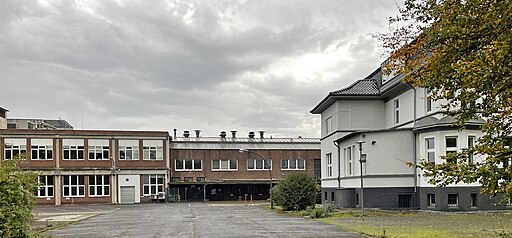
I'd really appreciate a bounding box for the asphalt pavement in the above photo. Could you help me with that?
[38,203,359,237]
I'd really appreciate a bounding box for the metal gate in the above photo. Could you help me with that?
[398,194,412,208]
[120,186,136,204]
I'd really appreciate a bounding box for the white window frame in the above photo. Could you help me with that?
[470,193,478,207]
[326,153,333,177]
[62,139,84,160]
[63,175,85,197]
[468,136,475,163]
[4,138,27,160]
[175,159,202,171]
[212,159,238,171]
[325,116,333,135]
[447,194,459,207]
[426,137,435,163]
[394,99,400,124]
[427,193,435,207]
[89,175,110,197]
[247,159,272,170]
[143,140,163,160]
[88,139,109,160]
[37,175,54,198]
[119,140,139,160]
[31,139,53,160]
[445,136,458,163]
[346,146,353,176]
[426,89,433,113]
[143,174,164,196]
[280,159,306,170]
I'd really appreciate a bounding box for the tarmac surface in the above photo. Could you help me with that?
[35,203,359,237]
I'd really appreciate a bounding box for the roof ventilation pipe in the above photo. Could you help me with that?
[220,131,227,138]
[231,131,237,138]
[259,130,265,139]
[173,128,177,139]
[183,130,190,138]
[195,129,201,138]
[248,131,255,139]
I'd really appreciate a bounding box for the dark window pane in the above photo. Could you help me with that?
[150,177,156,184]
[281,160,288,169]
[64,176,69,185]
[151,186,156,195]
[256,160,263,169]
[194,160,201,170]
[32,150,38,160]
[176,160,184,169]
[144,186,149,195]
[79,176,84,185]
[150,150,156,160]
[104,186,109,195]
[47,176,54,185]
[71,150,77,160]
[64,187,69,196]
[78,150,84,159]
[71,187,77,196]
[96,152,102,159]
[290,159,296,169]
[48,187,54,197]
[89,151,95,160]
[157,177,163,184]
[104,176,110,185]
[71,176,77,185]
[120,151,125,160]
[212,160,219,169]
[446,137,457,147]
[185,160,193,169]
[144,175,149,184]
[47,150,53,159]
[298,160,305,169]
[79,186,84,195]
[248,160,254,169]
[126,150,132,160]
[103,151,109,160]
[230,159,237,169]
[89,176,95,184]
[90,186,95,195]
[64,150,69,159]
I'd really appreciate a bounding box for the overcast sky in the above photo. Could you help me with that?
[0,0,400,138]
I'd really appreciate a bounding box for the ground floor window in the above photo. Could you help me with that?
[143,175,164,195]
[355,193,359,206]
[427,194,435,207]
[63,175,85,197]
[448,194,459,207]
[331,192,335,202]
[89,175,110,196]
[37,175,54,197]
[470,193,478,207]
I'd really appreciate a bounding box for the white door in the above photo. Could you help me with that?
[120,186,136,204]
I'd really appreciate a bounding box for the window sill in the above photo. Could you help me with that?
[175,169,203,172]
[89,195,110,197]
[212,169,238,171]
[281,169,306,171]
[247,169,272,171]
[31,159,54,161]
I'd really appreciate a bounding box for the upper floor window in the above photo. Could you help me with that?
[119,140,139,160]
[212,159,238,171]
[325,116,333,135]
[326,153,333,177]
[445,136,458,163]
[468,136,475,164]
[88,139,109,160]
[143,140,163,160]
[345,146,354,176]
[247,159,272,170]
[31,139,53,160]
[394,99,400,124]
[426,138,435,163]
[36,175,54,198]
[4,138,27,160]
[62,139,84,160]
[175,159,202,171]
[426,89,433,112]
[143,174,164,195]
[281,159,305,170]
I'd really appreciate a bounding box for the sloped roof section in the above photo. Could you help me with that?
[331,79,380,96]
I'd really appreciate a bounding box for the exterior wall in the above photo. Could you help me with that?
[0,117,6,129]
[384,89,414,128]
[419,187,511,211]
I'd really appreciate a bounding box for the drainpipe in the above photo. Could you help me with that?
[333,141,341,188]
[408,84,419,208]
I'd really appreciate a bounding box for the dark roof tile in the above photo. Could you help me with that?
[331,79,380,95]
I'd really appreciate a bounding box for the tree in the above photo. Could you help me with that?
[378,0,512,200]
[273,172,318,211]
[0,156,38,238]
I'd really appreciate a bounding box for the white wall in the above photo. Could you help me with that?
[118,174,140,203]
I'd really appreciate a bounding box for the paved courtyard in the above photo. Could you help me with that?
[35,203,359,237]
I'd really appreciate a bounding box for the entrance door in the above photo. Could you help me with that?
[398,194,412,208]
[120,186,136,204]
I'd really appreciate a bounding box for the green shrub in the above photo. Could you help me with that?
[0,156,37,238]
[273,172,318,211]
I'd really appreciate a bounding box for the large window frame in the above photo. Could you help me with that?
[212,159,238,171]
[63,175,85,197]
[394,99,400,124]
[62,139,84,160]
[325,116,333,135]
[326,153,333,177]
[175,159,202,171]
[247,159,272,170]
[88,139,109,160]
[119,140,139,160]
[4,138,27,160]
[447,194,459,207]
[143,175,164,196]
[427,193,435,207]
[89,175,110,197]
[468,136,475,164]
[281,159,306,170]
[143,140,163,160]
[426,137,435,163]
[31,139,53,160]
[37,175,54,198]
[445,136,458,164]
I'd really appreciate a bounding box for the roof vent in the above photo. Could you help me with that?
[231,131,237,138]
[220,131,227,138]
[183,130,190,138]
[259,130,265,139]
[195,129,201,138]
[248,131,255,139]
[173,128,177,139]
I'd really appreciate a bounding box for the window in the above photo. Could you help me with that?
[281,159,305,170]
[426,89,432,112]
[4,139,27,160]
[143,175,164,195]
[324,192,327,202]
[426,138,435,163]
[325,116,333,134]
[212,159,237,170]
[427,194,435,207]
[88,139,109,160]
[119,140,139,160]
[447,194,458,207]
[468,136,475,163]
[88,175,110,196]
[355,193,359,206]
[62,139,84,160]
[63,175,85,197]
[36,175,54,197]
[175,159,202,171]
[31,139,53,160]
[326,153,332,177]
[394,99,400,124]
[143,140,163,160]
[445,136,458,163]
[331,192,335,202]
[346,146,353,175]
[247,159,272,170]
[470,193,477,207]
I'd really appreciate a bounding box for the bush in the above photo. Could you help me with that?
[273,172,318,211]
[301,203,335,218]
[0,156,37,238]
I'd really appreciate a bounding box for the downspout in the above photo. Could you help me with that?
[333,141,341,188]
[408,84,419,208]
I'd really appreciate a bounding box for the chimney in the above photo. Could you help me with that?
[248,131,255,139]
[173,128,177,139]
[259,130,265,139]
[195,129,201,138]
[231,130,237,138]
[183,130,190,138]
[220,131,227,138]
